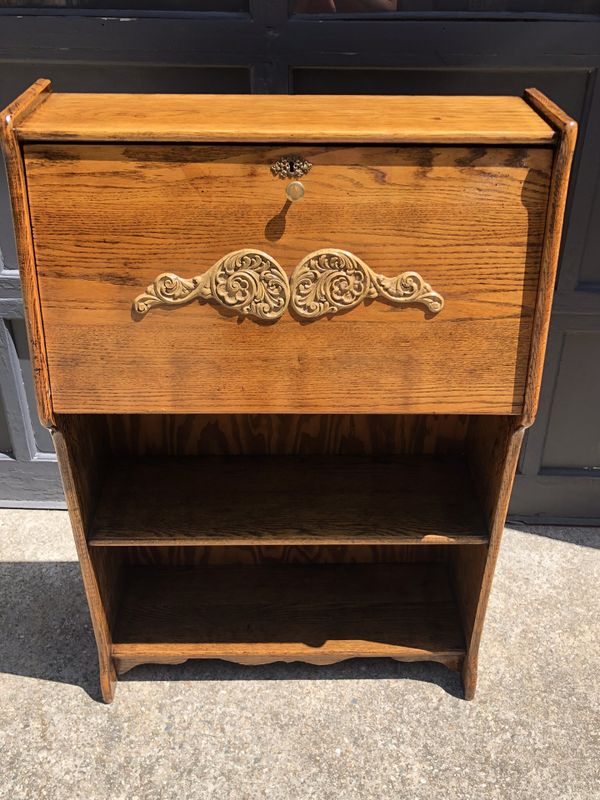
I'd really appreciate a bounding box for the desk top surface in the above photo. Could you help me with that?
[12,89,555,145]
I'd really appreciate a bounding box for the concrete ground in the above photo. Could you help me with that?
[0,509,598,800]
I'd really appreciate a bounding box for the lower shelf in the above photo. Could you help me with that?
[111,562,466,665]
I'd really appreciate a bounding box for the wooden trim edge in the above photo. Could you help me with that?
[0,79,55,427]
[52,428,116,703]
[521,87,577,428]
[462,421,525,699]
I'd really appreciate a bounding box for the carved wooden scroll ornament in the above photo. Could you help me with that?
[133,249,290,322]
[133,248,444,321]
[290,249,444,319]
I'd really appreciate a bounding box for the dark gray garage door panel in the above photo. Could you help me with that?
[0,4,599,519]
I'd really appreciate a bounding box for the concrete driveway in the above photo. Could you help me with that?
[0,510,598,800]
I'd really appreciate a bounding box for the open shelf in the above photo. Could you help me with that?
[90,455,488,547]
[111,562,466,663]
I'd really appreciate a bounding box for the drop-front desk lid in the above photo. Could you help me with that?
[12,86,555,144]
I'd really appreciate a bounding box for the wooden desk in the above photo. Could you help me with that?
[1,81,575,701]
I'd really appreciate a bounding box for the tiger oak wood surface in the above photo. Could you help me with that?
[89,455,488,546]
[14,92,555,144]
[111,563,465,664]
[123,544,451,566]
[25,144,552,414]
[103,413,470,456]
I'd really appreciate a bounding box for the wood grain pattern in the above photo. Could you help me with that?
[89,455,488,546]
[89,548,123,637]
[103,413,470,456]
[122,544,451,566]
[51,417,117,703]
[25,144,552,414]
[521,88,578,427]
[466,415,518,531]
[111,563,465,667]
[449,416,518,664]
[450,91,576,698]
[459,416,525,699]
[0,79,54,426]
[14,93,555,144]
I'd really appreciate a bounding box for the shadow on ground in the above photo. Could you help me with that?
[0,561,464,702]
[506,523,600,549]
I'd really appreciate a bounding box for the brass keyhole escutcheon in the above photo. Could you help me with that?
[270,154,312,180]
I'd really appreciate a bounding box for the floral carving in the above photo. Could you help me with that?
[133,248,444,322]
[290,249,444,319]
[132,249,290,322]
